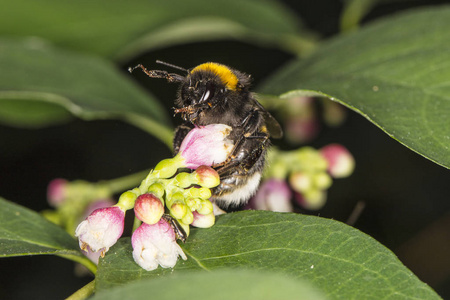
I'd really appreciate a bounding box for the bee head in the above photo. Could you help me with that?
[128,61,251,123]
[176,62,251,122]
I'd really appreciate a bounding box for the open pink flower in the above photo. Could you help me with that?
[132,219,187,271]
[178,124,234,169]
[75,206,125,256]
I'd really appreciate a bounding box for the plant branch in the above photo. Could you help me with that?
[66,279,95,300]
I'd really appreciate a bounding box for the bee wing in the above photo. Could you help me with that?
[263,110,283,139]
[252,98,283,139]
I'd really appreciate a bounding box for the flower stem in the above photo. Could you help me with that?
[122,112,174,149]
[132,216,142,233]
[58,253,97,275]
[103,169,151,194]
[340,0,376,32]
[66,279,95,300]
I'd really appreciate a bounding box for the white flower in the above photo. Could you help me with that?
[75,206,125,256]
[178,124,234,169]
[132,219,187,271]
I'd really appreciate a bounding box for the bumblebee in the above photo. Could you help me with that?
[130,61,282,211]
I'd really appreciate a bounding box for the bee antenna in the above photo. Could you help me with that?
[156,60,188,73]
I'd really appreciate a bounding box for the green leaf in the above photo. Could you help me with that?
[91,269,327,300]
[0,38,173,145]
[260,7,450,169]
[0,197,80,257]
[0,0,312,59]
[96,211,439,299]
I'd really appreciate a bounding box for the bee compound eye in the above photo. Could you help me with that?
[199,82,216,103]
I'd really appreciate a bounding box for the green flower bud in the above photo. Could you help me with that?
[185,198,200,211]
[181,210,194,225]
[147,183,165,199]
[313,172,333,190]
[170,202,187,219]
[154,158,180,179]
[166,192,184,207]
[118,191,138,211]
[289,171,312,193]
[174,172,193,188]
[196,199,214,215]
[300,189,327,210]
[186,187,211,199]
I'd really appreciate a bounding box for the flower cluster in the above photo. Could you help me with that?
[74,124,233,271]
[248,144,355,211]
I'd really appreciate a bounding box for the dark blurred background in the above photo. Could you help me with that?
[1,0,449,299]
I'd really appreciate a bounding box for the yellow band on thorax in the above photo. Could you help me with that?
[190,62,239,90]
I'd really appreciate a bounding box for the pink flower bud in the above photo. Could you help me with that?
[131,220,187,271]
[134,194,164,225]
[320,144,355,178]
[193,165,220,188]
[75,206,125,256]
[191,211,215,228]
[178,124,234,169]
[250,179,293,212]
[47,178,68,207]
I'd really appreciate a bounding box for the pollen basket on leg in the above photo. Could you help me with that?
[190,62,239,90]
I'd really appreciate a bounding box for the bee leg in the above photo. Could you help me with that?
[214,133,269,176]
[161,214,187,243]
[213,108,265,169]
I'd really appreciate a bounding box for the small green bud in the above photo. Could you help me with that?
[185,198,200,211]
[174,172,193,188]
[181,210,194,225]
[170,202,187,219]
[196,199,214,215]
[186,187,211,199]
[289,171,312,193]
[303,189,327,210]
[154,158,180,179]
[118,191,138,210]
[147,183,165,199]
[313,172,333,190]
